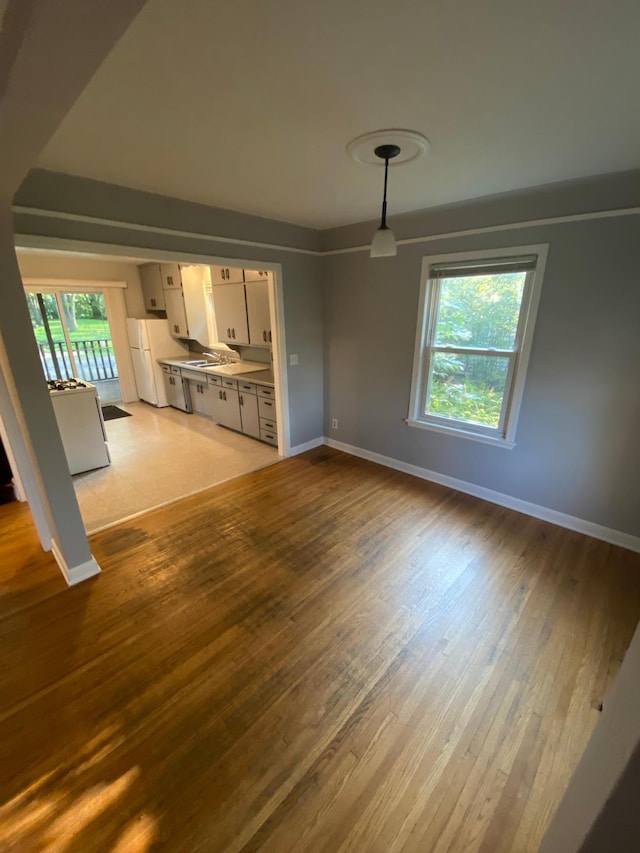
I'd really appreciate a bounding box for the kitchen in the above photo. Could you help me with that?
[17,248,286,532]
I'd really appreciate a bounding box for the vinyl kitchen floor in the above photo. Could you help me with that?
[73,402,280,533]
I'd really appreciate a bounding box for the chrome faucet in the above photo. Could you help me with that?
[202,351,234,365]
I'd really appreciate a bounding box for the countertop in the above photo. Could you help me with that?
[158,358,275,388]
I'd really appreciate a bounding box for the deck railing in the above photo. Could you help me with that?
[38,339,118,382]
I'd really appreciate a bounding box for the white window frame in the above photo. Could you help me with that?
[407,244,548,448]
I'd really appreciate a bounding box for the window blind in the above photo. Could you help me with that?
[430,255,538,278]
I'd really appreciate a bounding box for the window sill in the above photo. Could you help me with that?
[405,417,516,449]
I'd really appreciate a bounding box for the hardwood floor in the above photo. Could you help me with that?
[1,447,639,852]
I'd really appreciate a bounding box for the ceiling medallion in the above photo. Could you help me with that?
[346,129,430,167]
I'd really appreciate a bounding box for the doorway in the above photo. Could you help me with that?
[25,288,121,402]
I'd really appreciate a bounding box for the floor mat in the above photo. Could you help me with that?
[101,405,132,421]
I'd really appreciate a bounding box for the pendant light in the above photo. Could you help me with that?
[370,144,400,257]
[347,129,430,258]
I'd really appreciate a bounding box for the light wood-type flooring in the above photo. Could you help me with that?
[1,447,639,852]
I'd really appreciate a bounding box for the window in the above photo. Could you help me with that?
[408,245,548,447]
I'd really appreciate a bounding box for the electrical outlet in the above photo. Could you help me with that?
[289,353,299,366]
[331,418,338,429]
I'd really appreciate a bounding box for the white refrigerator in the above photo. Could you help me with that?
[127,318,188,406]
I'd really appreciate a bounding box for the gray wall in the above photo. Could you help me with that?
[13,170,324,448]
[323,212,640,538]
[13,169,640,533]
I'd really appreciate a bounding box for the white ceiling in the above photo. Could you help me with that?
[37,0,640,229]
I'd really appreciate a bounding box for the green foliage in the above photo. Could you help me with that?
[436,273,524,351]
[31,318,112,345]
[428,379,503,427]
[428,273,524,427]
[26,291,111,346]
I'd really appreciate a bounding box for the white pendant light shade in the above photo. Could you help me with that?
[370,226,397,257]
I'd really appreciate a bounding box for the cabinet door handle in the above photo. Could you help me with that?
[223,391,227,401]
[263,330,267,342]
[239,395,243,406]
[268,331,272,342]
[151,298,156,307]
[231,328,235,339]
[227,328,231,338]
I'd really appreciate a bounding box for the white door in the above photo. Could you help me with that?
[131,348,158,404]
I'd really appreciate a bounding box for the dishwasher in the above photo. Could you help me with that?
[162,365,193,413]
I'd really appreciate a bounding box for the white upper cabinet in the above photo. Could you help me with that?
[140,263,166,311]
[161,263,182,289]
[211,282,249,344]
[243,269,270,282]
[164,288,189,338]
[245,280,271,345]
[180,264,217,346]
[209,265,245,285]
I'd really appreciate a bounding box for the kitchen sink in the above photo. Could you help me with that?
[182,359,211,367]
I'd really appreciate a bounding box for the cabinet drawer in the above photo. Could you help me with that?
[207,374,222,387]
[258,396,276,419]
[221,377,238,390]
[162,364,171,374]
[238,381,257,395]
[257,385,275,399]
[260,429,278,446]
[170,366,181,375]
[259,416,277,433]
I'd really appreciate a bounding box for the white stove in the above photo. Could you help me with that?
[47,378,94,394]
[48,378,111,475]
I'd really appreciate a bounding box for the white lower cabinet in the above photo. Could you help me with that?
[166,365,276,443]
[238,381,260,438]
[190,380,216,417]
[208,376,242,431]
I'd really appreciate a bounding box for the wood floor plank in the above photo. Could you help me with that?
[1,447,639,852]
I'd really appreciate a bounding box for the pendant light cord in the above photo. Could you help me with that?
[380,157,389,229]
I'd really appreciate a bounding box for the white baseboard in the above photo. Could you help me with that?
[289,436,326,456]
[51,539,102,586]
[325,438,640,554]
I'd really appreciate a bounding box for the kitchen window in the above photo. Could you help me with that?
[407,244,548,447]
